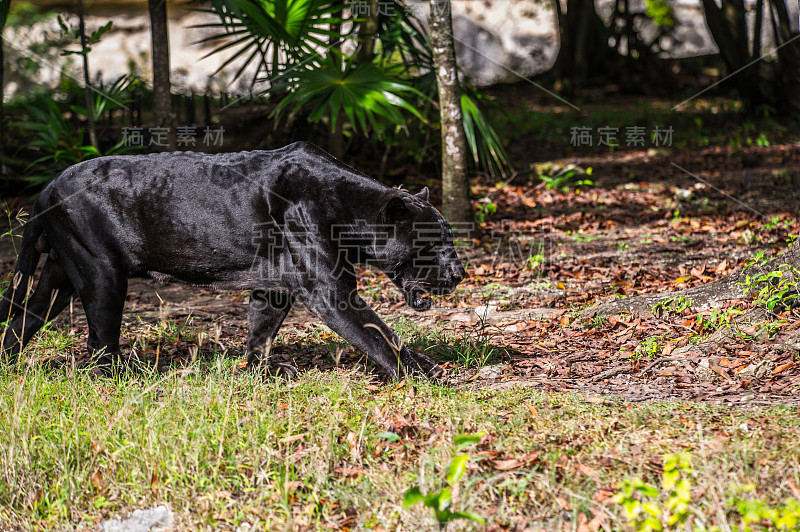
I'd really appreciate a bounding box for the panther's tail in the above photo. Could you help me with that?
[0,215,46,324]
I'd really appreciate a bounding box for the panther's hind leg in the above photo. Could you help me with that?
[52,256,128,369]
[245,289,296,376]
[1,257,75,360]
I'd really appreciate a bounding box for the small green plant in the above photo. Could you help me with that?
[569,229,599,243]
[650,296,692,318]
[525,254,545,273]
[404,433,485,526]
[632,337,662,360]
[474,201,497,224]
[754,132,770,147]
[615,452,800,531]
[427,322,507,368]
[762,216,783,231]
[694,307,746,335]
[613,452,694,531]
[739,264,800,314]
[645,0,675,28]
[670,235,692,244]
[540,170,594,193]
[730,485,800,530]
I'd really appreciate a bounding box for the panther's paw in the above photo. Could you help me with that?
[244,359,298,379]
[268,362,299,379]
[84,353,147,377]
[400,348,444,381]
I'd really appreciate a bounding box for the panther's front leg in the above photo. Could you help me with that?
[297,285,442,380]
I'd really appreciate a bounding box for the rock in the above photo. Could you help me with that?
[477,364,506,380]
[101,506,175,532]
[474,305,499,320]
[694,359,717,382]
[4,0,733,95]
[778,332,800,353]
[738,361,775,380]
[739,229,758,245]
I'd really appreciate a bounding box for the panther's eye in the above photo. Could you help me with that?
[429,241,435,248]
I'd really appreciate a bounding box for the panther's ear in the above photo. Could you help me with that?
[415,186,430,203]
[381,196,409,223]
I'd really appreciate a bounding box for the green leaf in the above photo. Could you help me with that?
[376,431,400,442]
[403,487,424,508]
[271,51,428,137]
[447,511,485,524]
[88,21,113,44]
[636,483,660,498]
[424,487,451,511]
[446,454,468,485]
[197,0,345,80]
[461,89,513,178]
[453,433,482,449]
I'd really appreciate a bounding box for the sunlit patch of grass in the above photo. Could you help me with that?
[28,324,80,352]
[2,364,800,529]
[389,317,507,368]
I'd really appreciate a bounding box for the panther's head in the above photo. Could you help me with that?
[376,187,466,311]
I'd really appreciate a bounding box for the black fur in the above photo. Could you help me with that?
[0,142,465,379]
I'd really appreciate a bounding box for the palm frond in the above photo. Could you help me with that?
[195,0,346,81]
[271,52,429,137]
[461,90,514,178]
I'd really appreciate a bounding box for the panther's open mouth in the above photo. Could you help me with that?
[400,279,460,311]
[400,281,433,311]
[407,288,432,311]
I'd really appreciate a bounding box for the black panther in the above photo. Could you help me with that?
[0,142,466,379]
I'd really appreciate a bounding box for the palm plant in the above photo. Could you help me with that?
[199,0,513,176]
[271,52,426,137]
[14,76,139,187]
[196,0,346,81]
[461,89,512,179]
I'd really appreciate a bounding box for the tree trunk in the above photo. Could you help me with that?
[588,244,800,318]
[768,0,800,113]
[76,0,98,151]
[329,109,344,159]
[148,0,176,151]
[0,0,7,148]
[701,0,765,110]
[429,0,472,224]
[356,0,379,64]
[553,0,609,85]
[0,20,5,148]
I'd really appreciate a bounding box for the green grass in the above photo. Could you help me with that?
[3,340,800,529]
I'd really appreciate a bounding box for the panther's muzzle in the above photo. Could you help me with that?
[401,263,465,312]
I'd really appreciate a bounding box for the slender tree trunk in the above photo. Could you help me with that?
[76,0,98,150]
[701,0,764,110]
[553,0,608,84]
[330,109,344,158]
[768,0,800,113]
[356,0,379,64]
[1,23,5,147]
[148,0,176,151]
[0,0,7,148]
[429,0,472,224]
[753,0,764,58]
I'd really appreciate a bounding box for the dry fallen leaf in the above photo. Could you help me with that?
[492,459,524,471]
[575,462,601,479]
[279,433,306,444]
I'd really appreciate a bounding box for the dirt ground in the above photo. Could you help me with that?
[2,143,800,407]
